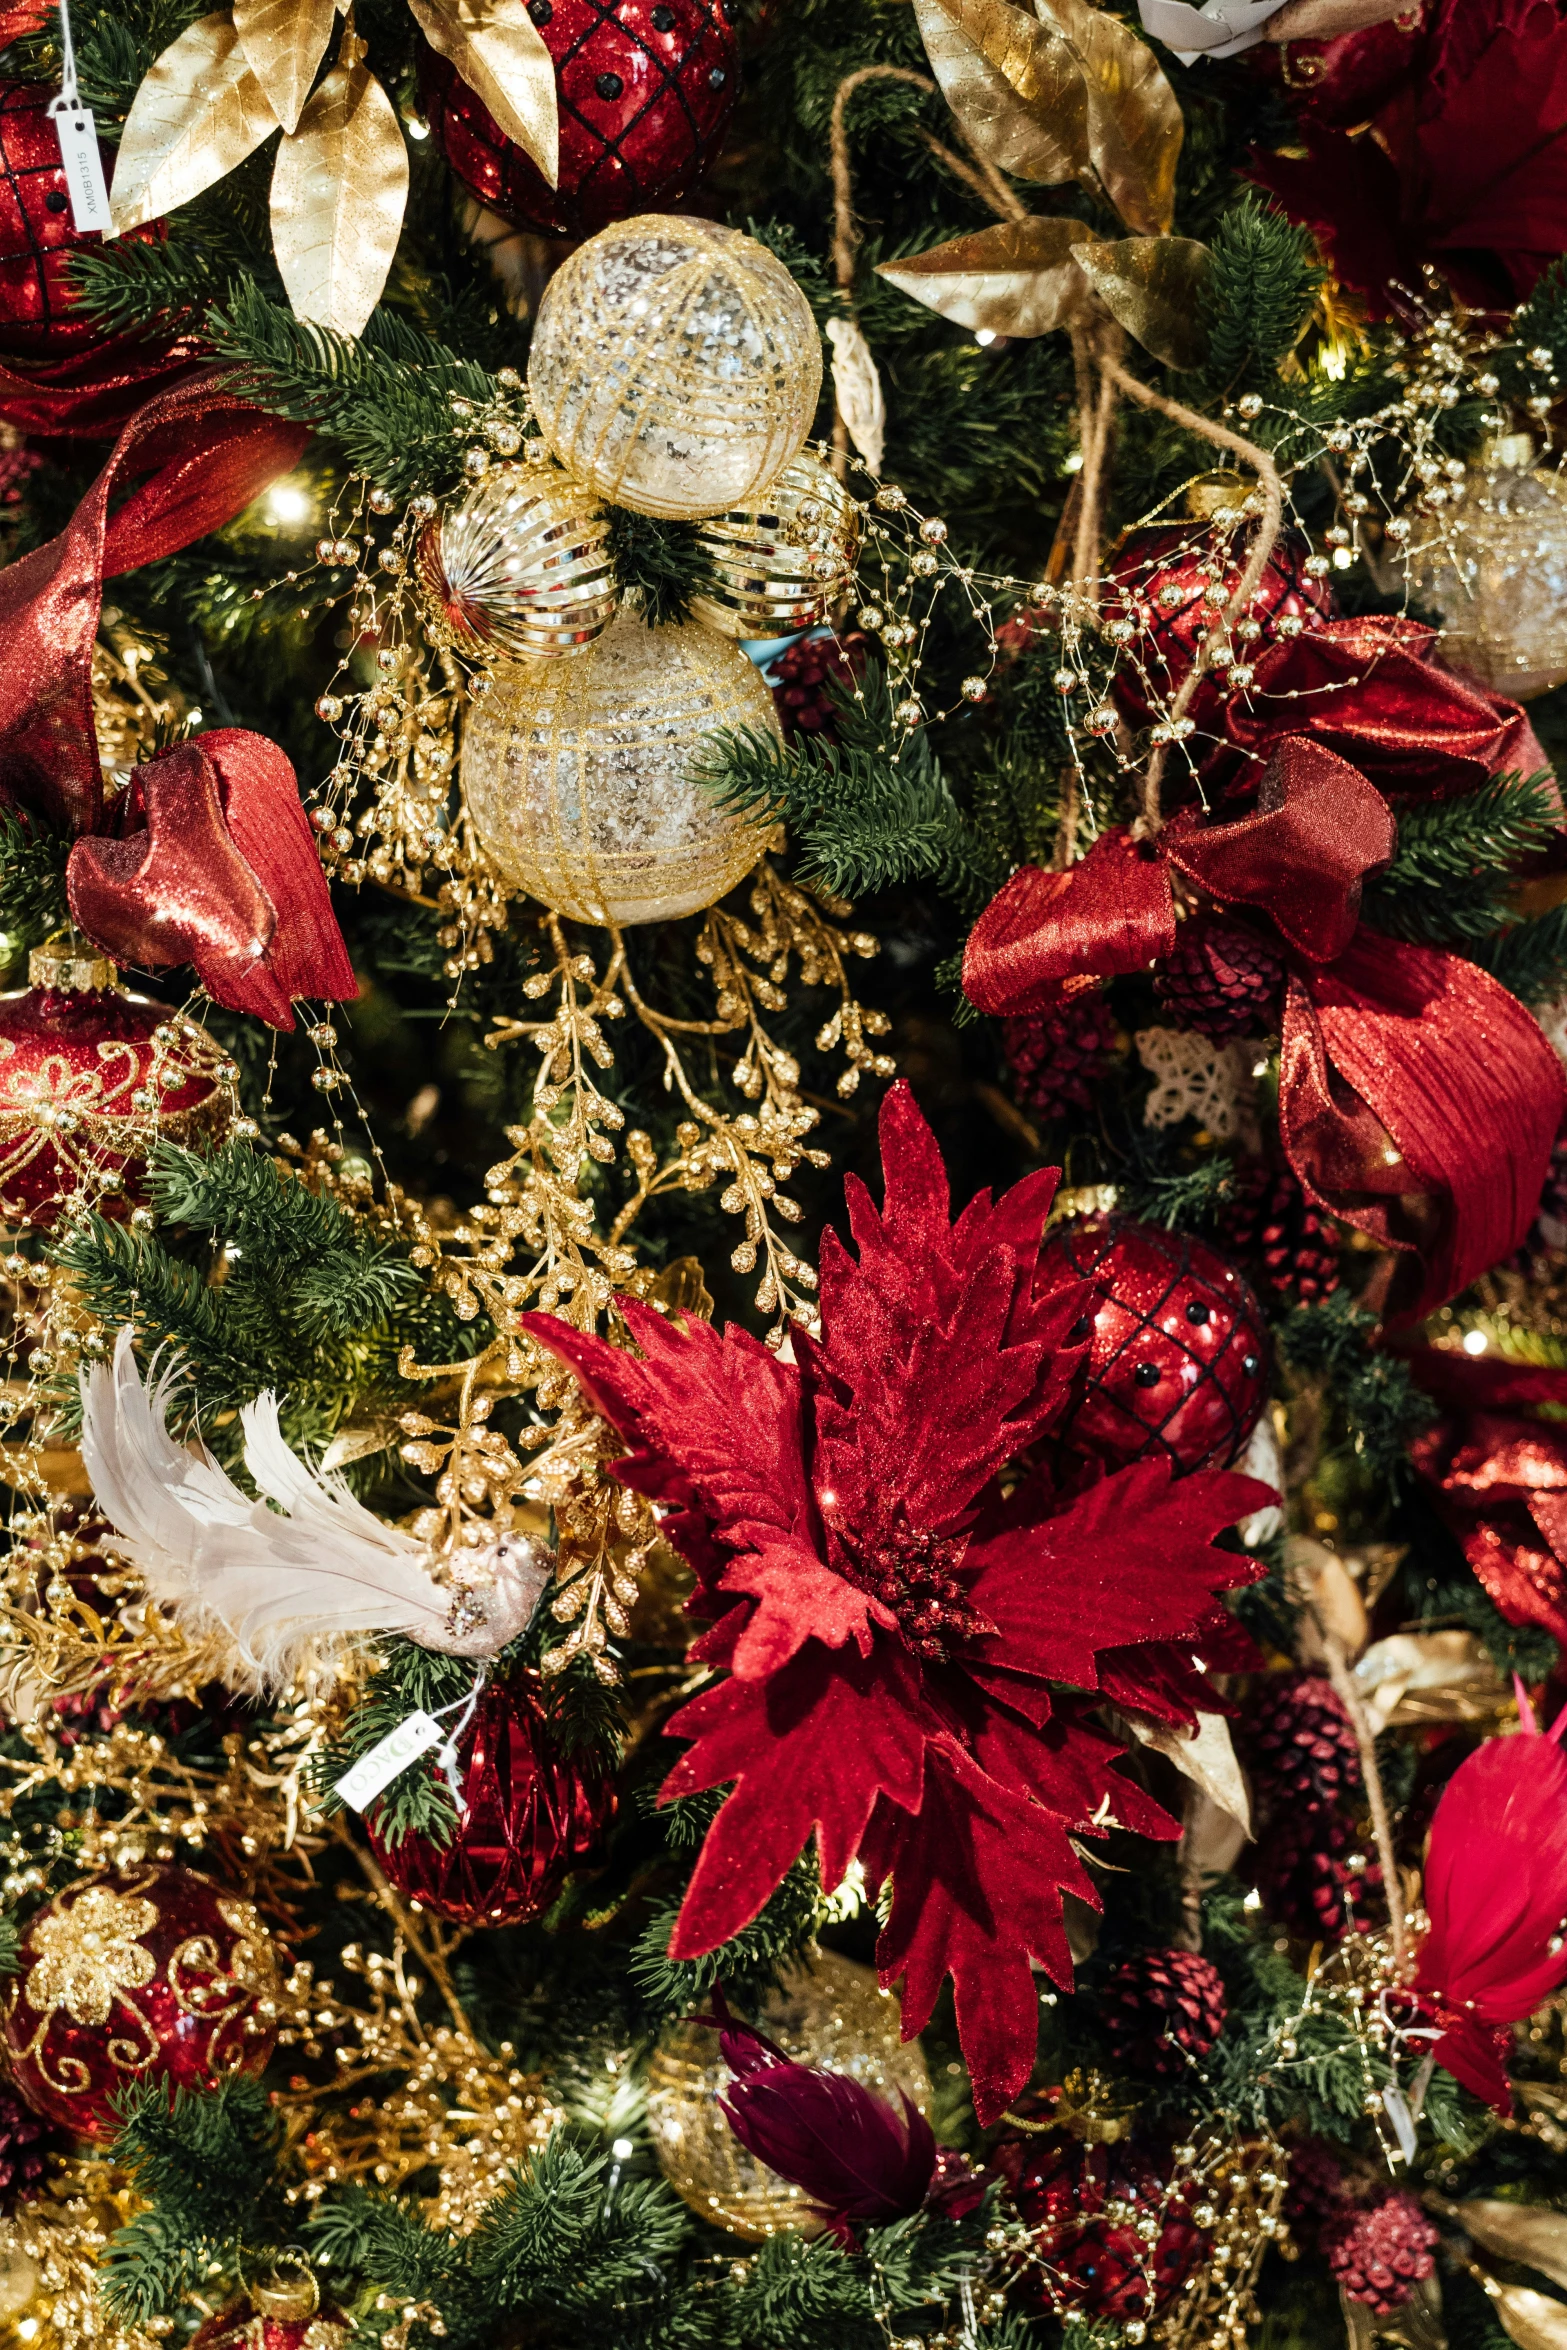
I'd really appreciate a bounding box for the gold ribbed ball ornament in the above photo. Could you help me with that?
[415,461,618,661]
[645,1949,931,2240]
[1402,437,1567,697]
[690,452,862,639]
[527,215,823,521]
[460,606,779,925]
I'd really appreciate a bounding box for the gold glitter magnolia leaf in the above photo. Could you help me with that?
[1452,2203,1567,2296]
[23,1887,157,2026]
[109,12,280,234]
[233,0,337,134]
[1124,1707,1251,1833]
[913,0,1090,185]
[1489,2283,1567,2350]
[1034,0,1182,234]
[406,0,559,183]
[270,28,410,338]
[1072,233,1211,368]
[877,216,1097,337]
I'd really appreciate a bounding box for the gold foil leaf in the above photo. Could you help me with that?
[913,0,1090,185]
[1125,1706,1252,1833]
[270,32,409,338]
[1265,0,1410,35]
[877,217,1097,337]
[1490,2283,1567,2350]
[1072,233,1211,368]
[825,316,886,474]
[1457,2204,1567,2296]
[1034,0,1182,234]
[109,12,280,234]
[406,0,558,183]
[234,0,337,135]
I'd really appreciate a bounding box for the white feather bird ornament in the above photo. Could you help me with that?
[79,1328,548,1693]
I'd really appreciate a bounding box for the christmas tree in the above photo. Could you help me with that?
[0,0,1566,2341]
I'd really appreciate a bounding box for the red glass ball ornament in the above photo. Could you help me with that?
[0,84,161,359]
[2,1866,280,2141]
[1037,1215,1270,1474]
[419,0,739,242]
[0,945,230,1228]
[995,2127,1208,2322]
[367,1677,615,1927]
[1104,524,1336,733]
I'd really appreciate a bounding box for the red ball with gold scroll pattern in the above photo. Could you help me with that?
[0,82,164,357]
[0,940,230,1228]
[1,1865,280,2140]
[418,0,739,243]
[1036,1215,1270,1475]
[366,1676,615,1927]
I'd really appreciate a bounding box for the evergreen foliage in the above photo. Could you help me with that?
[1363,771,1563,948]
[101,2075,288,2323]
[605,506,709,630]
[1278,1293,1436,1487]
[1196,197,1324,397]
[0,809,70,955]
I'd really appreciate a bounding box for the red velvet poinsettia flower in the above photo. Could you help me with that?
[524,1085,1269,2121]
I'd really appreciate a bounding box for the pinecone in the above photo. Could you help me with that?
[1248,1675,1361,1815]
[1003,994,1117,1120]
[1283,2137,1352,2235]
[1223,1163,1341,1305]
[770,632,867,742]
[1101,1949,1228,2076]
[1324,2194,1438,2314]
[1258,1826,1384,1941]
[0,2084,57,2209]
[1153,917,1284,1039]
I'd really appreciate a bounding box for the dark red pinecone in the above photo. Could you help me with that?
[770,632,868,742]
[1101,1949,1228,2077]
[1324,2194,1438,2314]
[1223,1162,1341,1305]
[1258,1823,1384,1941]
[0,2084,57,2207]
[1283,2136,1353,2235]
[1003,994,1117,1120]
[1154,917,1284,1039]
[1248,1675,1361,1816]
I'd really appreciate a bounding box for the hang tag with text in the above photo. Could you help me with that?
[1381,2082,1418,2165]
[333,1710,445,1812]
[48,101,111,234]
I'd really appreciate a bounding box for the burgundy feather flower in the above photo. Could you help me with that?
[710,2000,937,2245]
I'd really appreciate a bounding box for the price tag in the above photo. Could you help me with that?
[333,1710,445,1813]
[1382,2083,1418,2165]
[48,100,111,235]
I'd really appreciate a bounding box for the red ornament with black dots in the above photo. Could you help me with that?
[367,1674,615,1928]
[0,82,163,357]
[419,0,739,242]
[1035,1215,1270,1475]
[1103,525,1336,735]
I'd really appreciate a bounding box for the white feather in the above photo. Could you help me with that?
[79,1329,546,1692]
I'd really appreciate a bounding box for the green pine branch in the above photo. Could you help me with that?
[1362,771,1563,948]
[1196,195,1324,396]
[1471,900,1567,1007]
[1279,1293,1436,1487]
[605,508,709,630]
[630,1848,826,2024]
[0,809,71,955]
[101,2076,287,2324]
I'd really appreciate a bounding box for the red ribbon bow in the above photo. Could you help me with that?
[964,737,1565,1320]
[0,372,355,1031]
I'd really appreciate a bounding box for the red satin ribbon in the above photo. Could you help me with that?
[963,734,1564,1318]
[0,371,355,1029]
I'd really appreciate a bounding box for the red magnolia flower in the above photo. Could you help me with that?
[525,1085,1268,2120]
[1412,1699,1567,2112]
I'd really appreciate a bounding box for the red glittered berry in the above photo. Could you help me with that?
[1153,916,1284,1040]
[419,0,738,242]
[1103,525,1335,732]
[1248,1675,1361,1815]
[771,631,868,742]
[0,84,161,358]
[1101,1949,1228,2077]
[1035,1215,1271,1474]
[1323,2194,1439,2315]
[1222,1161,1342,1306]
[1003,994,1117,1120]
[367,1676,615,1927]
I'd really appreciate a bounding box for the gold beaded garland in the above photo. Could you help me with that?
[415,463,618,662]
[460,607,779,925]
[645,1950,931,2240]
[527,215,823,521]
[689,452,861,639]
